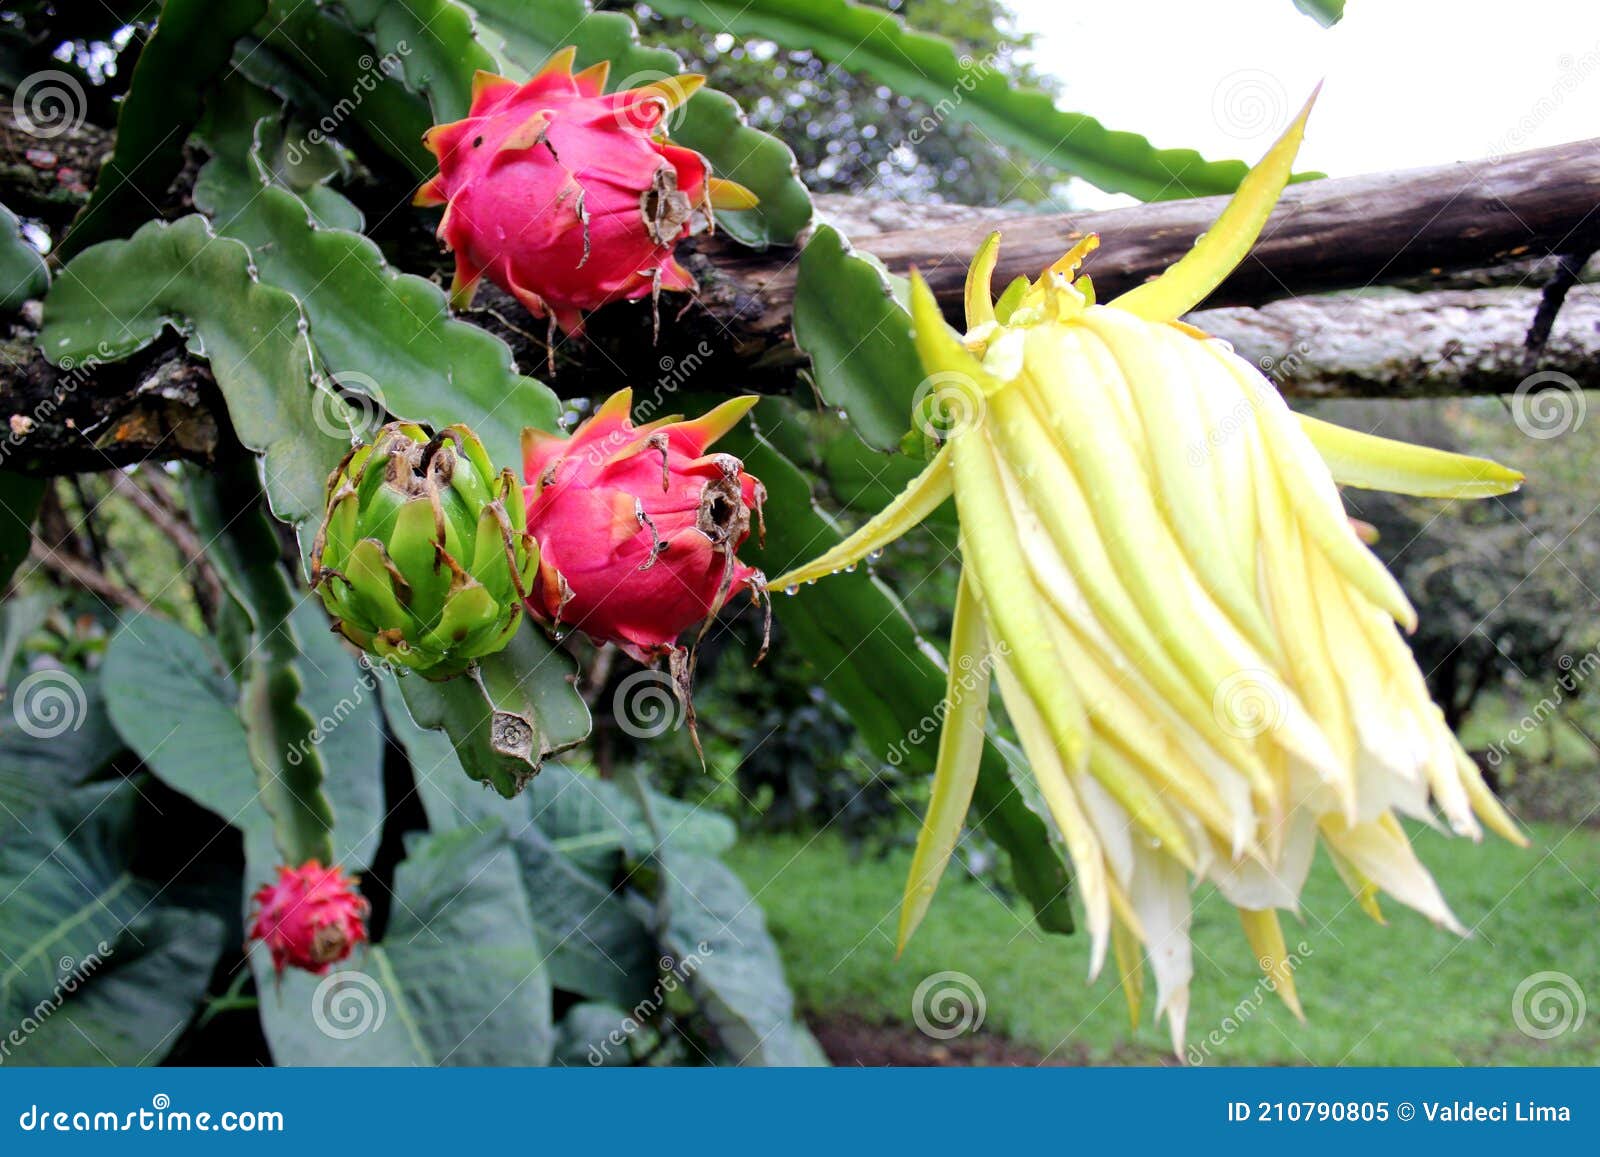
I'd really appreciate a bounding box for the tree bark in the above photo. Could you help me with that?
[3,132,1597,475]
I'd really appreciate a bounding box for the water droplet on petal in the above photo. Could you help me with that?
[783,585,798,597]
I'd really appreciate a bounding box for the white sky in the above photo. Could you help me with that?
[1007,0,1600,206]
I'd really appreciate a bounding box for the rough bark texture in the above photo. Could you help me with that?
[1194,287,1600,400]
[3,129,1598,475]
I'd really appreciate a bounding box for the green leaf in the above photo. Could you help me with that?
[289,601,386,869]
[188,464,334,866]
[103,616,260,825]
[729,421,1075,934]
[395,618,591,798]
[469,0,812,246]
[655,850,826,1065]
[0,203,47,309]
[645,0,1254,200]
[194,83,562,464]
[1293,0,1345,26]
[102,612,385,869]
[0,471,44,588]
[57,0,268,259]
[336,0,497,122]
[38,215,352,558]
[251,825,554,1065]
[0,781,226,1066]
[242,7,435,174]
[0,665,122,838]
[385,690,658,1006]
[792,224,923,452]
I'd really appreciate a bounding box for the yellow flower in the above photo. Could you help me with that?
[770,93,1527,1052]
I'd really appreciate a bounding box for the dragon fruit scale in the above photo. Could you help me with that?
[415,49,758,336]
[521,389,766,665]
[248,860,370,976]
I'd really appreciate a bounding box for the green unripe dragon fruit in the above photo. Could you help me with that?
[311,423,537,679]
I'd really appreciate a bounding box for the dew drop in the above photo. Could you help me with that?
[783,585,798,597]
[844,563,858,573]
[867,549,885,562]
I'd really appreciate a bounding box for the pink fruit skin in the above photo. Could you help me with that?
[521,391,764,661]
[248,861,370,976]
[421,61,709,334]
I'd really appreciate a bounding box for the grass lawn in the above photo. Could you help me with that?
[726,819,1600,1065]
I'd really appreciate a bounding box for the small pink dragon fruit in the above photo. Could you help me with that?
[521,389,766,664]
[415,48,757,335]
[248,861,370,976]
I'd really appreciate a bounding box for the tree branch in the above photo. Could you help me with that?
[2,135,1596,474]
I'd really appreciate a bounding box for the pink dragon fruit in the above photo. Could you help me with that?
[415,48,757,335]
[521,389,766,663]
[248,861,370,976]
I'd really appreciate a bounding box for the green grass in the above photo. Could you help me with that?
[726,820,1600,1065]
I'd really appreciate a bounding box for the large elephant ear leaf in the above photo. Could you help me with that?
[37,215,352,560]
[469,0,812,246]
[0,781,227,1066]
[250,825,555,1066]
[645,0,1263,201]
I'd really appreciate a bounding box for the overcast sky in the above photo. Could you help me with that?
[1006,0,1600,206]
